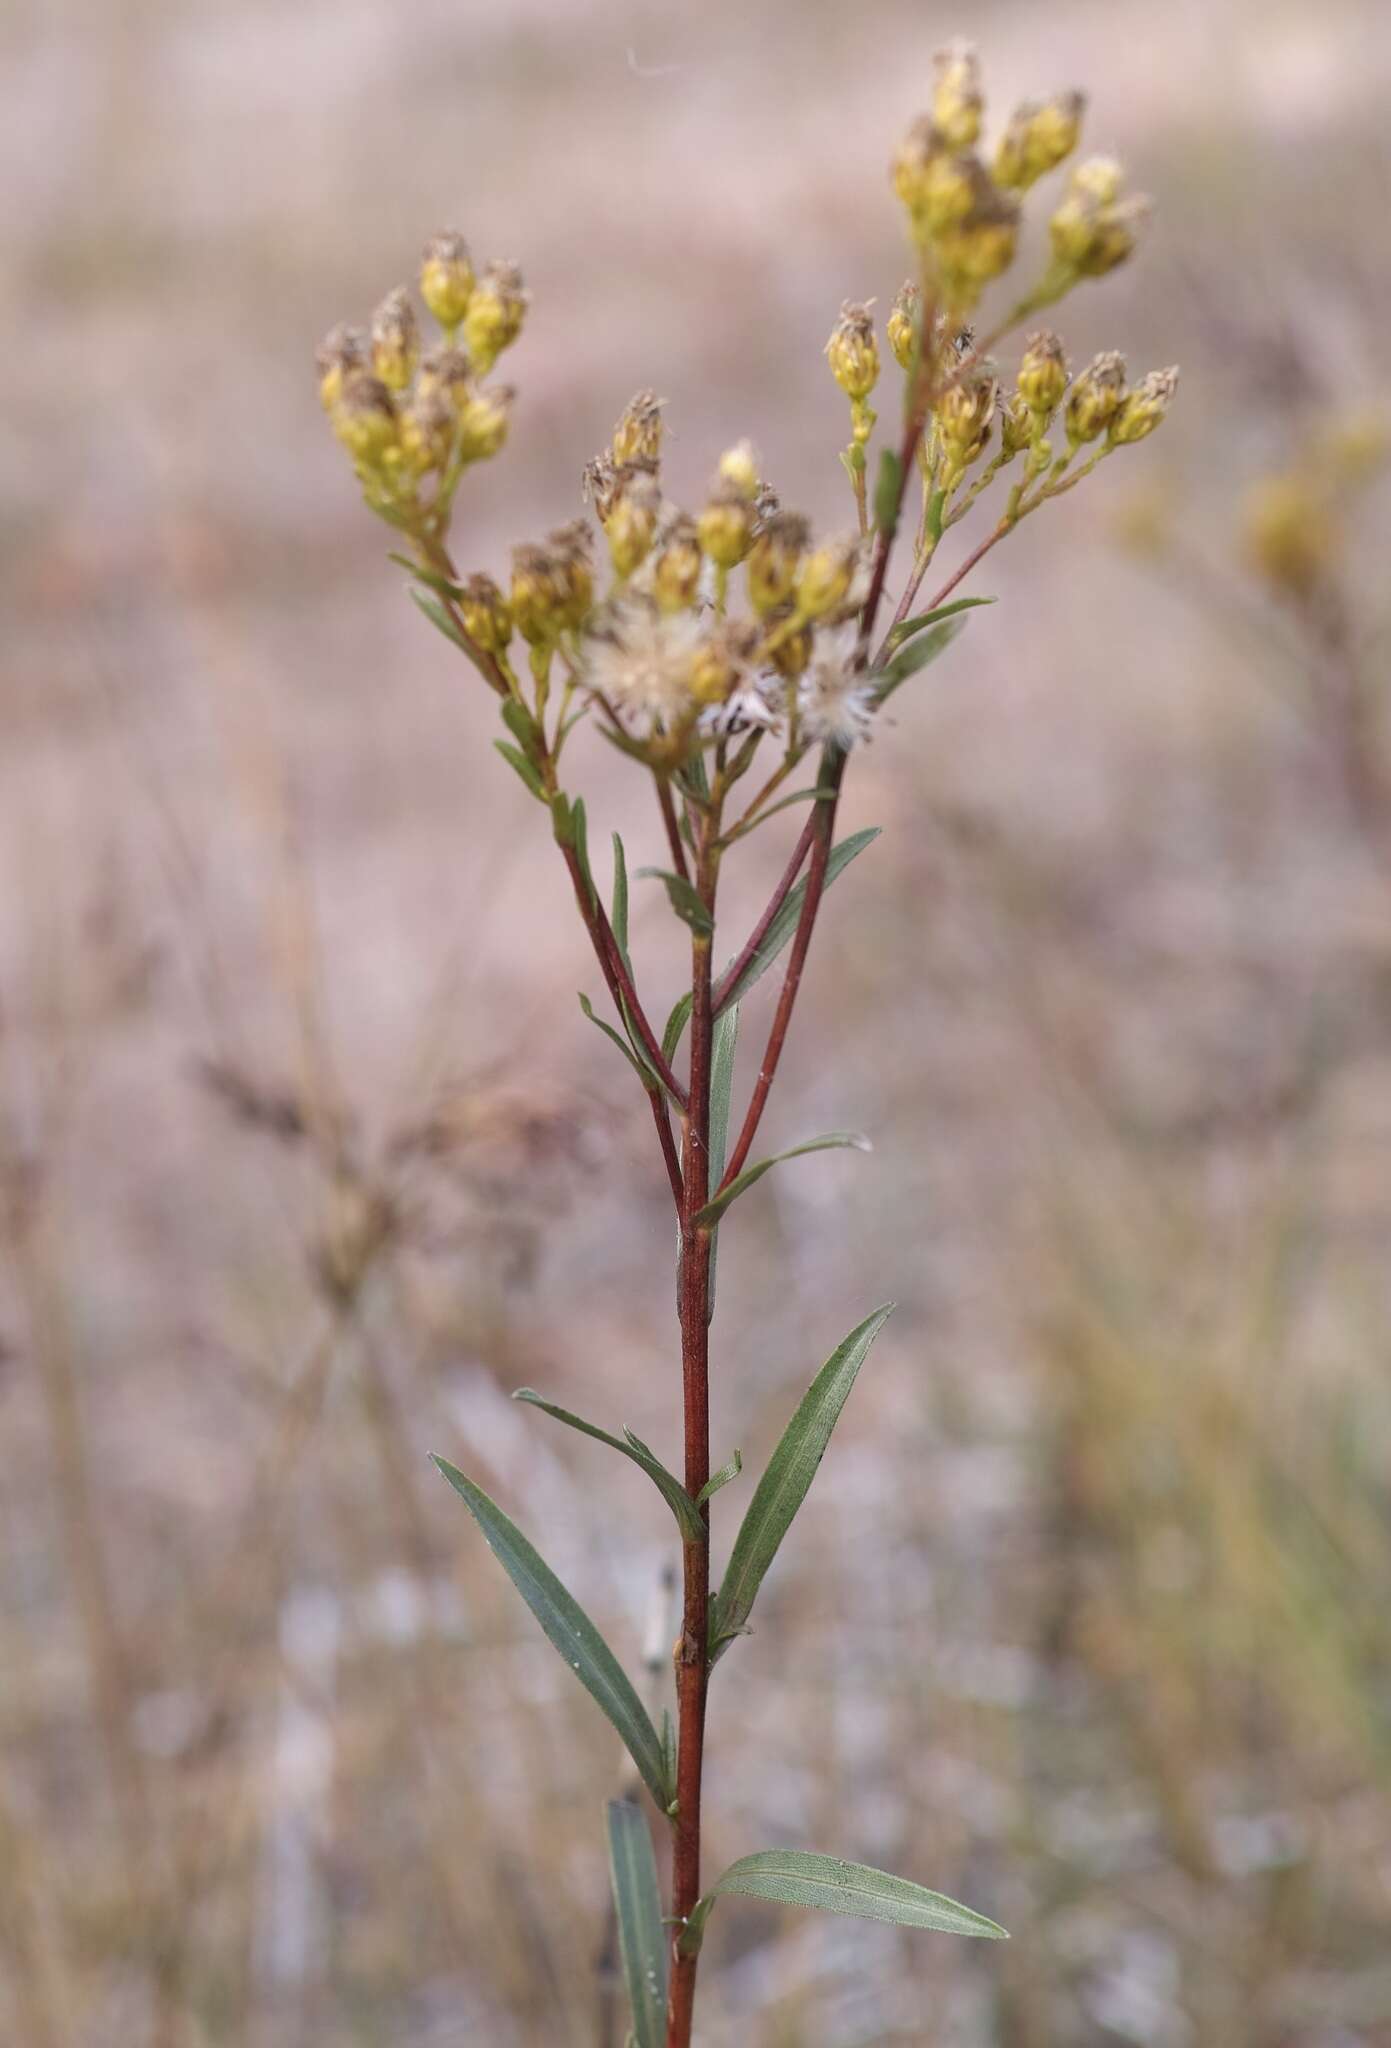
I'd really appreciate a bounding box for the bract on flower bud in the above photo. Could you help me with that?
[651,514,704,613]
[999,392,1032,459]
[690,620,759,707]
[401,387,456,473]
[932,40,983,149]
[746,511,809,616]
[796,535,860,619]
[1017,331,1068,417]
[611,390,665,468]
[1064,350,1128,445]
[604,467,663,577]
[887,281,921,371]
[698,479,756,568]
[463,260,528,373]
[826,302,880,403]
[1107,365,1179,446]
[456,384,513,462]
[717,440,761,499]
[994,92,1085,189]
[370,288,419,392]
[332,372,402,468]
[458,572,513,654]
[315,323,367,410]
[419,230,475,331]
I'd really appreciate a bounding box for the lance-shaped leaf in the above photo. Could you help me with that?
[511,1391,706,1544]
[724,786,839,845]
[579,993,655,1090]
[431,1458,671,1807]
[409,586,474,655]
[388,551,464,599]
[634,867,714,936]
[882,593,995,656]
[873,615,968,704]
[710,1303,894,1659]
[606,1800,669,2048]
[495,740,546,799]
[717,828,880,1015]
[697,1448,742,1505]
[873,447,904,540]
[678,1849,1006,1956]
[695,1131,871,1229]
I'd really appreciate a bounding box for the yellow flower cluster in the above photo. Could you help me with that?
[317,232,528,532]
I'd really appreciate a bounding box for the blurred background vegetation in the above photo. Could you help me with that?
[2,0,1390,2042]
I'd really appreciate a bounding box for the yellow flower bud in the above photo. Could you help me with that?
[549,520,596,629]
[1243,476,1327,597]
[417,343,474,404]
[999,392,1032,459]
[1017,330,1068,418]
[332,372,402,468]
[370,288,419,392]
[458,572,513,654]
[932,40,983,150]
[463,260,528,374]
[796,535,861,619]
[456,383,514,462]
[1050,161,1150,278]
[401,387,456,473]
[1064,350,1127,445]
[315,323,367,410]
[511,525,594,645]
[825,302,880,403]
[612,390,665,468]
[698,480,756,568]
[916,148,989,234]
[651,515,703,613]
[419,230,475,331]
[690,621,758,707]
[768,613,814,680]
[746,511,809,616]
[933,187,1020,310]
[936,366,998,470]
[604,467,663,578]
[891,116,943,216]
[887,281,921,371]
[1107,365,1179,446]
[1317,409,1390,485]
[994,93,1086,190]
[717,440,761,499]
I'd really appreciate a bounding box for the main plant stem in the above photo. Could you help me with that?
[667,820,718,2047]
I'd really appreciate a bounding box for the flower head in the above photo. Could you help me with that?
[582,599,702,733]
[797,632,877,750]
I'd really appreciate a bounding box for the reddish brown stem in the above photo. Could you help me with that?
[657,775,692,885]
[711,810,817,1017]
[666,821,719,2047]
[651,1093,685,1212]
[562,847,689,1109]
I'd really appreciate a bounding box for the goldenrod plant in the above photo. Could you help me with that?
[317,42,1176,2046]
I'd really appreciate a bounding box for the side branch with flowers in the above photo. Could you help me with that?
[316,42,1177,2047]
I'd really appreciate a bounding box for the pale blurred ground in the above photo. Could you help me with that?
[3,1,1391,2044]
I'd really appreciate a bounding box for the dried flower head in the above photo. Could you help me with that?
[797,631,877,749]
[932,40,983,150]
[420,230,475,331]
[1064,350,1128,445]
[370,287,419,392]
[463,260,528,374]
[612,390,666,468]
[582,598,702,730]
[994,93,1086,190]
[826,301,880,403]
[332,371,402,468]
[316,322,367,409]
[1108,365,1179,446]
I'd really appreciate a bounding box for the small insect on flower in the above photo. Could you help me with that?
[797,631,878,750]
[582,597,703,733]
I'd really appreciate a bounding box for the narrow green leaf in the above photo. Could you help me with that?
[725,786,839,845]
[659,1710,676,1799]
[578,994,657,1091]
[695,1132,871,1229]
[717,829,880,1015]
[634,868,714,937]
[409,587,472,655]
[431,1458,671,1807]
[697,1448,742,1505]
[926,486,946,544]
[711,1304,895,1658]
[680,1849,1006,1955]
[571,797,597,911]
[501,695,544,762]
[513,1390,705,1543]
[494,740,546,799]
[607,1801,669,2047]
[873,448,904,539]
[705,1001,740,1323]
[663,993,693,1063]
[611,833,632,966]
[874,616,968,704]
[884,594,996,655]
[388,551,464,599]
[551,791,575,848]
